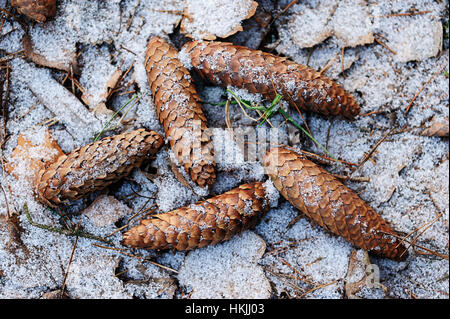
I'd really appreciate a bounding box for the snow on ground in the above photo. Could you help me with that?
[0,0,448,299]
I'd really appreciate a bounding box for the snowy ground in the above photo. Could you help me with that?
[0,0,448,299]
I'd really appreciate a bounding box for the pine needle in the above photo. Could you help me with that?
[93,92,143,142]
[223,88,338,162]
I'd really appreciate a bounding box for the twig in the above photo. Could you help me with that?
[379,230,448,260]
[60,224,80,298]
[276,257,314,286]
[353,126,397,171]
[1,61,10,149]
[92,243,178,274]
[108,61,135,99]
[300,149,357,167]
[270,0,299,25]
[263,267,306,294]
[23,203,112,244]
[331,173,370,183]
[319,55,337,76]
[16,102,40,121]
[401,213,443,260]
[374,34,397,55]
[299,279,339,298]
[360,110,384,117]
[0,5,8,35]
[378,10,431,18]
[405,64,446,114]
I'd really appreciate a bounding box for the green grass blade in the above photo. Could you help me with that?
[93,93,141,142]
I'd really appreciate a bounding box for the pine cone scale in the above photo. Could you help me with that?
[145,37,216,189]
[182,41,360,119]
[122,182,270,250]
[263,147,408,261]
[35,129,163,207]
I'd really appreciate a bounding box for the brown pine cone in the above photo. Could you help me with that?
[145,36,216,189]
[263,148,408,261]
[35,129,163,207]
[122,182,269,250]
[11,0,56,23]
[182,41,360,119]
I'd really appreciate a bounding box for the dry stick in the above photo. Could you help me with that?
[1,61,10,149]
[108,61,135,100]
[360,110,384,117]
[325,117,334,151]
[405,65,446,114]
[126,201,156,225]
[0,49,24,63]
[70,65,75,94]
[374,34,397,55]
[0,6,7,34]
[23,203,112,244]
[401,211,442,244]
[425,189,443,216]
[60,225,79,298]
[405,213,443,259]
[331,173,370,183]
[271,0,299,25]
[352,126,397,172]
[380,10,431,18]
[276,257,315,286]
[299,279,339,298]
[319,55,337,76]
[16,102,40,121]
[379,230,448,260]
[120,45,137,56]
[306,46,316,67]
[57,206,75,230]
[106,205,157,239]
[92,243,178,274]
[264,267,305,294]
[300,149,357,167]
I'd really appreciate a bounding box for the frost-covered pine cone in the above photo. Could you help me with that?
[264,148,408,261]
[122,182,271,250]
[181,40,360,119]
[145,36,216,189]
[11,0,56,22]
[35,129,163,207]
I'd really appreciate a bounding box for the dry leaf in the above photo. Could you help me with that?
[22,33,78,74]
[421,117,449,137]
[4,128,64,183]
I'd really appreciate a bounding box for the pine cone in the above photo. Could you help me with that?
[263,148,408,261]
[122,182,269,250]
[145,36,216,189]
[11,0,56,23]
[35,129,163,207]
[182,41,360,119]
